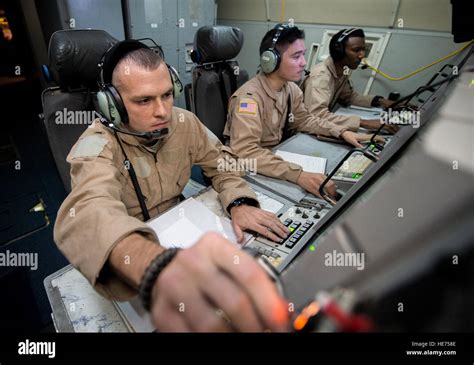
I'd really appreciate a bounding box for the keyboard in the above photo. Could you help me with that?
[244,202,331,269]
[333,153,373,182]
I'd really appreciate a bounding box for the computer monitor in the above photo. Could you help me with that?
[280,62,473,332]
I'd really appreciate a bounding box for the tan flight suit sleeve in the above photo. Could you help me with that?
[189,113,258,212]
[53,128,158,300]
[289,85,349,138]
[227,95,303,184]
[303,72,361,131]
[338,77,375,109]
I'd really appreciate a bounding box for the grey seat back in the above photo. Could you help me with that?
[41,29,117,192]
[42,89,97,190]
[190,26,248,142]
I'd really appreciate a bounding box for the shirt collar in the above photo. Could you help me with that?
[257,73,289,104]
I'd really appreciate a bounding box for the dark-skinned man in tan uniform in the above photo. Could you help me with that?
[54,40,289,332]
[301,28,397,133]
[224,24,379,198]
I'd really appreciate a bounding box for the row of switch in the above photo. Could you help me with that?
[253,245,284,267]
[282,219,314,248]
[294,207,324,219]
[255,245,281,259]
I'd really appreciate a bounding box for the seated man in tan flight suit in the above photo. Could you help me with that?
[301,28,396,133]
[224,24,377,198]
[54,40,289,332]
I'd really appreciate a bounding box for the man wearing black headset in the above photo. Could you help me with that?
[54,40,289,332]
[223,24,377,198]
[301,28,397,133]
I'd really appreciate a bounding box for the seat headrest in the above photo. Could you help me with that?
[192,26,244,64]
[48,29,117,90]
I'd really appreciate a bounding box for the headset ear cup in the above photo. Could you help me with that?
[97,90,113,121]
[108,85,128,124]
[260,49,279,74]
[335,42,344,60]
[97,86,127,126]
[168,65,183,99]
[273,49,281,71]
[97,89,122,126]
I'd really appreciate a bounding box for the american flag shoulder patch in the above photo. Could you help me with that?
[237,98,258,115]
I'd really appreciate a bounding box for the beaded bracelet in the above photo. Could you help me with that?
[138,248,181,311]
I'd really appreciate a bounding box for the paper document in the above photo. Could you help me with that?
[147,197,251,249]
[158,216,205,249]
[254,191,284,213]
[195,186,284,215]
[276,150,327,174]
[246,174,307,203]
[335,105,383,120]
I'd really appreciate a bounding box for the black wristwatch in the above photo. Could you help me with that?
[226,197,259,214]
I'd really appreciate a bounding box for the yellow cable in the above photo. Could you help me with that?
[361,39,474,81]
[280,0,286,23]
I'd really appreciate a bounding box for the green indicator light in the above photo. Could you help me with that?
[309,245,315,251]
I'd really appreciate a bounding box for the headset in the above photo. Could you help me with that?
[260,23,291,74]
[331,28,360,61]
[96,38,183,140]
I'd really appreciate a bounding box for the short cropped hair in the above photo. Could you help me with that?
[112,48,164,85]
[259,25,305,56]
